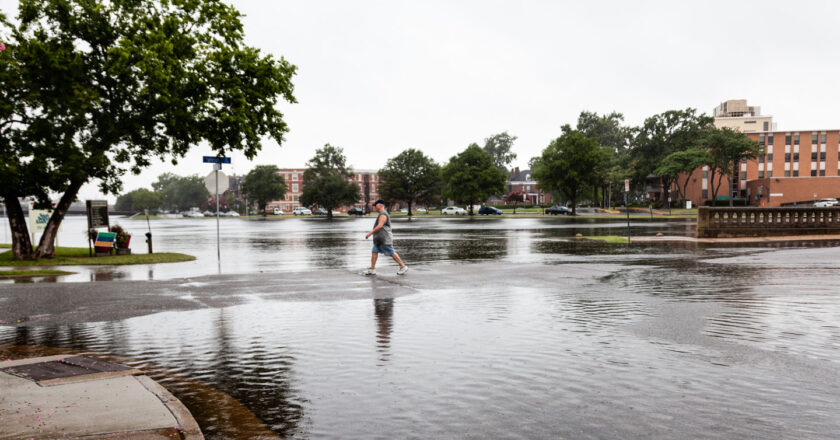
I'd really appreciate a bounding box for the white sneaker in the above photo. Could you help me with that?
[363,269,376,276]
[397,265,409,275]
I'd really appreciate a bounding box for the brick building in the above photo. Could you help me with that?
[268,168,381,213]
[675,129,840,207]
[504,168,553,205]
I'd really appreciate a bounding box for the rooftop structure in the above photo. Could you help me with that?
[713,99,776,133]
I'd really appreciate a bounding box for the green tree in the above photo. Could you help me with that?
[654,148,711,205]
[241,165,287,217]
[702,127,764,206]
[573,111,635,207]
[440,144,507,215]
[378,149,441,218]
[115,188,163,213]
[482,132,518,173]
[300,144,360,220]
[532,130,610,215]
[631,109,713,207]
[0,0,296,260]
[154,174,208,213]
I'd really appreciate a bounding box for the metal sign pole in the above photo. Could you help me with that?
[215,164,221,268]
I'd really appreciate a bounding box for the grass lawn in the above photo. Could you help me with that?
[0,269,75,278]
[581,235,630,244]
[0,245,195,267]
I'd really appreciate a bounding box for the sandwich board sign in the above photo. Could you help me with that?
[86,200,109,229]
[94,232,117,248]
[29,209,51,233]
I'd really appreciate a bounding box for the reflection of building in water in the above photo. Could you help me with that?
[373,298,394,363]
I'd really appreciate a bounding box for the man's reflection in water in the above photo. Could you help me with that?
[373,298,394,364]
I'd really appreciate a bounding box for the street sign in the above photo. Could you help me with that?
[203,156,231,164]
[624,179,630,192]
[204,171,229,194]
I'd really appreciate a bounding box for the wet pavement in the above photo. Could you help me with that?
[2,216,840,439]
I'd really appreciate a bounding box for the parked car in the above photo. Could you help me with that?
[202,210,215,217]
[441,206,467,215]
[399,208,409,213]
[182,211,204,218]
[814,198,839,207]
[478,206,503,215]
[273,208,284,215]
[293,207,312,215]
[348,207,366,216]
[224,211,241,217]
[545,205,573,215]
[415,207,428,213]
[313,208,328,215]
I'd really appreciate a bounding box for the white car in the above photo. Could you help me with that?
[814,198,838,207]
[441,206,467,215]
[293,207,312,215]
[273,208,284,215]
[222,211,240,217]
[415,207,428,213]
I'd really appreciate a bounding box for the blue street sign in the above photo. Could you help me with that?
[203,156,231,164]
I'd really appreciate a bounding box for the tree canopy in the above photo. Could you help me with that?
[378,149,441,217]
[441,144,507,215]
[114,188,163,213]
[482,132,518,173]
[154,173,208,213]
[532,130,610,214]
[1,0,297,259]
[300,144,360,219]
[241,165,287,216]
[701,127,763,206]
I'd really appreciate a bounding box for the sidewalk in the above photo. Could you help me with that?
[0,354,203,439]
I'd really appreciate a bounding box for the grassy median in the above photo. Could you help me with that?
[0,269,75,278]
[0,245,195,267]
[581,235,630,244]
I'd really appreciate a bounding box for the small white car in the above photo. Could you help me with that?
[415,207,428,213]
[293,207,312,215]
[222,211,240,217]
[814,198,839,207]
[273,208,284,215]
[441,206,467,215]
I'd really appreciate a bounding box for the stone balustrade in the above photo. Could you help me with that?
[697,206,840,238]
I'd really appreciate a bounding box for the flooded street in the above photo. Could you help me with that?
[2,216,840,439]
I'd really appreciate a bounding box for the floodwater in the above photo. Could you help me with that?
[2,215,840,439]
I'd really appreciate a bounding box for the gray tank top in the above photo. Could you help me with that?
[372,211,393,246]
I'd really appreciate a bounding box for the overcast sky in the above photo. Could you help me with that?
[5,0,840,202]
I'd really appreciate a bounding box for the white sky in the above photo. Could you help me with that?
[4,0,840,202]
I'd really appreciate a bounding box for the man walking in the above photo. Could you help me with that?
[364,199,408,275]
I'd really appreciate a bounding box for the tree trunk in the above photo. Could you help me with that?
[570,189,577,215]
[35,179,85,258]
[407,201,413,219]
[2,193,35,260]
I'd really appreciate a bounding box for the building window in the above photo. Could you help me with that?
[793,152,799,162]
[820,152,826,161]
[293,195,299,201]
[812,133,818,144]
[767,171,773,178]
[758,171,764,179]
[821,133,827,144]
[759,134,765,144]
[767,153,773,161]
[819,170,826,177]
[702,169,708,179]
[292,173,298,181]
[785,170,791,177]
[785,133,791,145]
[763,121,769,131]
[744,120,756,124]
[768,134,774,145]
[741,171,747,180]
[292,183,298,192]
[811,170,818,177]
[702,189,708,199]
[371,184,375,192]
[793,170,799,177]
[794,133,800,145]
[812,152,818,161]
[785,153,791,162]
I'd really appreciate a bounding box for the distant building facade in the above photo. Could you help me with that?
[268,168,381,213]
[713,99,776,133]
[503,167,552,205]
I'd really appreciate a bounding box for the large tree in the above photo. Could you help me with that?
[241,165,287,216]
[532,130,610,215]
[300,144,360,220]
[1,0,296,260]
[115,188,163,213]
[702,127,763,206]
[573,111,634,207]
[654,148,711,206]
[378,149,441,218]
[440,144,507,215]
[154,174,208,213]
[482,132,518,173]
[631,109,713,207]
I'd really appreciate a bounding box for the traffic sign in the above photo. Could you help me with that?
[203,156,231,164]
[624,179,630,192]
[205,171,229,194]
